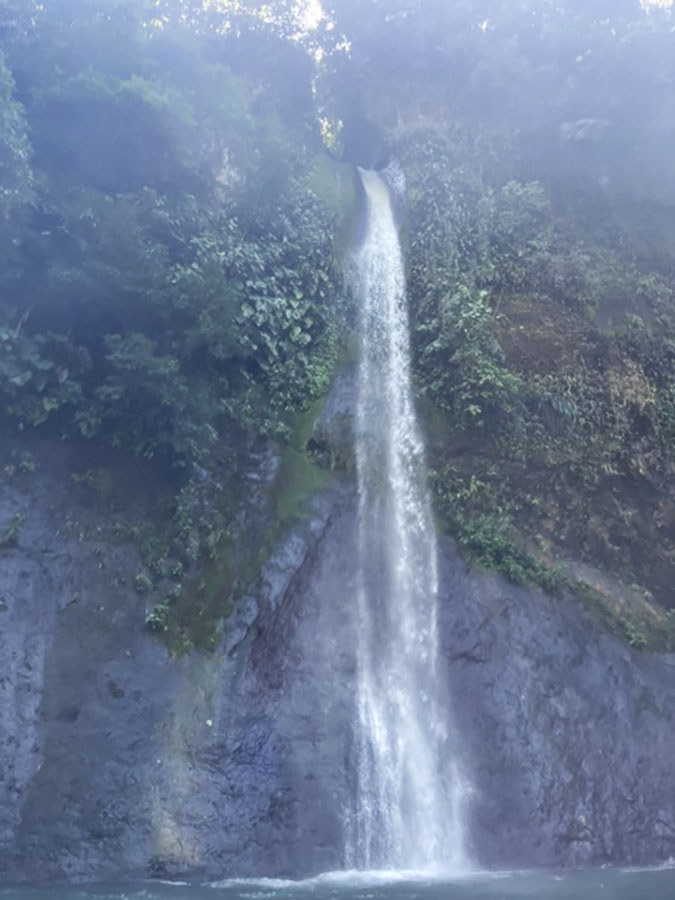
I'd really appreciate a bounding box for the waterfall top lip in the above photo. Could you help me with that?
[356,167,393,210]
[357,163,406,223]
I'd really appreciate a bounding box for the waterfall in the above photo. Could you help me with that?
[346,167,469,872]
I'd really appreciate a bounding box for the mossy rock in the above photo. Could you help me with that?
[309,154,362,259]
[306,367,357,474]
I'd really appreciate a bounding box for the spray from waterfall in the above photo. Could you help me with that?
[346,167,469,872]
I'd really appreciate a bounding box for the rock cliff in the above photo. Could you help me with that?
[1,434,674,883]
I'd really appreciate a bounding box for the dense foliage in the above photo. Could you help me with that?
[0,0,349,647]
[0,0,342,444]
[3,0,675,648]
[322,0,675,641]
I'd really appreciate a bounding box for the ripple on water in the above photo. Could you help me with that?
[2,866,675,900]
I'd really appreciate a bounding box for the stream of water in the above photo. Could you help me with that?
[346,168,468,870]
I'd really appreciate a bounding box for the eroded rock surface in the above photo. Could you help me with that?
[1,442,674,883]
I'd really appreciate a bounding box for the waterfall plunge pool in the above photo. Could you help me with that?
[3,867,675,900]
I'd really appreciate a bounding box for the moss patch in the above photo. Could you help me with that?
[158,538,237,655]
[0,513,23,548]
[271,399,331,531]
[309,154,362,259]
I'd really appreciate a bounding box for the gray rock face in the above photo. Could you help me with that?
[0,441,674,883]
[438,551,675,869]
[309,368,358,473]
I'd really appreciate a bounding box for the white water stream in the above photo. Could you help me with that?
[346,168,469,871]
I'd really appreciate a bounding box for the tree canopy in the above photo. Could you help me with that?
[2,0,675,646]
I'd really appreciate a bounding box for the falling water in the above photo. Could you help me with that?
[346,168,468,872]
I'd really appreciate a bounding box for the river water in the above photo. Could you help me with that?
[2,867,675,900]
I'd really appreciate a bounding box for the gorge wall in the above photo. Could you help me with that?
[2,1,675,885]
[1,401,674,884]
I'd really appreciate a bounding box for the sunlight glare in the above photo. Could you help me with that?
[300,0,323,31]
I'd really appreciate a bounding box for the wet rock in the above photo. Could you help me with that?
[0,440,673,883]
[437,543,675,869]
[308,368,358,473]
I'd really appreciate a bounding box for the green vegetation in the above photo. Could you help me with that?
[0,1,359,649]
[134,573,152,595]
[0,513,23,549]
[319,0,675,645]
[2,0,675,650]
[0,2,351,453]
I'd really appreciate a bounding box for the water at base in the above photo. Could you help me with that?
[3,866,675,900]
[346,167,468,870]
